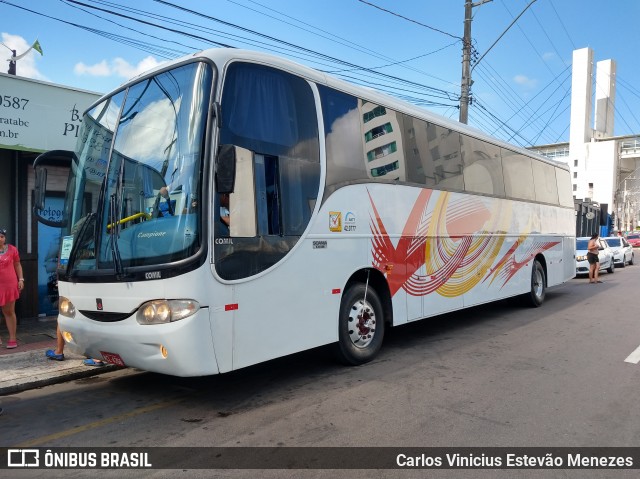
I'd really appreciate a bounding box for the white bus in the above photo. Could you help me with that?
[33,49,575,377]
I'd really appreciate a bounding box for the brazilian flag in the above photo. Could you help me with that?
[32,39,43,56]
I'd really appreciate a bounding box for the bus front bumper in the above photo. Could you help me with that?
[58,308,219,377]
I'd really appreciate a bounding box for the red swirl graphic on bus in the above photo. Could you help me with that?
[369,189,559,298]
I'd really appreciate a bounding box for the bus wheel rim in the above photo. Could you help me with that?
[533,268,543,298]
[348,299,376,349]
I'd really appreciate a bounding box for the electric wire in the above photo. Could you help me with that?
[95,0,461,101]
[1,0,188,58]
[232,0,461,89]
[356,0,461,40]
[474,62,568,144]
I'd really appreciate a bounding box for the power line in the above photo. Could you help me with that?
[147,0,459,99]
[60,0,193,56]
[230,0,461,89]
[489,63,571,143]
[323,42,459,74]
[548,0,576,50]
[0,0,190,58]
[474,62,568,144]
[62,0,462,105]
[356,0,461,40]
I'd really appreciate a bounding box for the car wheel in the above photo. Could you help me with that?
[607,259,615,274]
[630,254,634,266]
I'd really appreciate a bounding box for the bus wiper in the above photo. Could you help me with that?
[109,193,124,278]
[109,158,125,279]
[65,212,96,278]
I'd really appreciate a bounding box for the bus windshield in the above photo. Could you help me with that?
[59,62,213,277]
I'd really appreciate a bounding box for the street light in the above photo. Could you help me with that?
[0,42,16,75]
[0,39,43,76]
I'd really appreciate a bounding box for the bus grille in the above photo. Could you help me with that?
[79,310,133,322]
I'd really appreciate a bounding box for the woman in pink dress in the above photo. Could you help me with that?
[0,228,24,349]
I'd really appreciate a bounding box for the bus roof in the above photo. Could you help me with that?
[125,48,568,171]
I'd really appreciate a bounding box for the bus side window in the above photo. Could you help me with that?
[220,146,258,238]
[255,154,281,236]
[460,134,505,197]
[502,149,535,201]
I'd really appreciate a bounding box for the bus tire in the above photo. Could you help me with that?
[335,283,385,366]
[525,260,546,307]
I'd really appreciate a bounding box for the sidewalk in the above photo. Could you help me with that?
[0,316,116,395]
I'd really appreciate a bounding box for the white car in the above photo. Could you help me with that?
[603,236,634,267]
[575,236,615,276]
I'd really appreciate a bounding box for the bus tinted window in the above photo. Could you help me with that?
[532,160,559,204]
[216,63,320,280]
[221,62,318,160]
[318,86,367,190]
[501,149,536,201]
[430,124,464,191]
[460,134,505,196]
[555,167,574,207]
[360,102,406,181]
[400,114,437,187]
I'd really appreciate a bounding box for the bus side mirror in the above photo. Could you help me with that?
[33,150,75,228]
[216,144,236,194]
[34,167,47,211]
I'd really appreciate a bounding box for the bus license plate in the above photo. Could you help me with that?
[100,352,126,367]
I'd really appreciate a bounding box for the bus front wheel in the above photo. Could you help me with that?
[525,260,546,307]
[335,283,385,366]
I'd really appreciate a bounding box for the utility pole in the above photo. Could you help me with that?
[459,0,537,124]
[459,0,473,124]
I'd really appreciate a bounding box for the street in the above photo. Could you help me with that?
[3,263,640,478]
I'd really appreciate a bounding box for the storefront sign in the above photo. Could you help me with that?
[0,72,101,152]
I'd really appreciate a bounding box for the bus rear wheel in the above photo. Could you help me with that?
[335,283,385,365]
[525,259,546,307]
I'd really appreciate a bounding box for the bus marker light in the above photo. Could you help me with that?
[332,289,341,294]
[225,304,238,311]
[160,345,168,359]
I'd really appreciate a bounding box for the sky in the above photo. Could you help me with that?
[1,0,639,149]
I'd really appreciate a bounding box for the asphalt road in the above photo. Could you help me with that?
[3,263,640,479]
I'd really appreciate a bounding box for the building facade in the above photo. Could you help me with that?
[534,47,640,234]
[0,72,100,319]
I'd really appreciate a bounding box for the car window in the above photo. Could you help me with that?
[576,240,589,249]
[623,239,630,247]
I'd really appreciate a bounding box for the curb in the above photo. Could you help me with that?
[0,364,119,396]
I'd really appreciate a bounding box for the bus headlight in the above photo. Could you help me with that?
[59,296,76,318]
[136,299,200,325]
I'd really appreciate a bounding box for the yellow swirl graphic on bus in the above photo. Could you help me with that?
[369,188,560,298]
